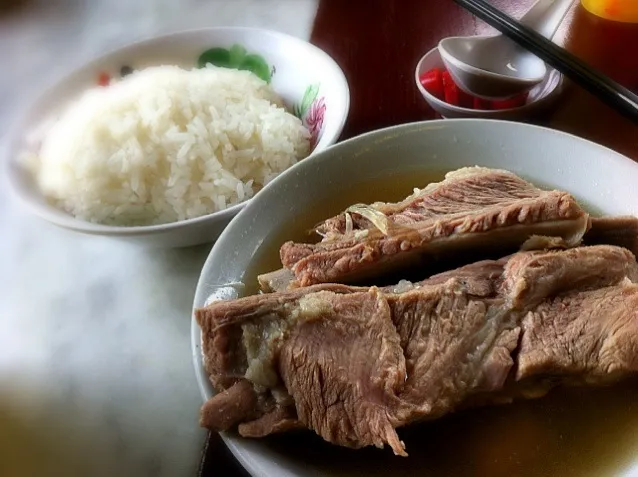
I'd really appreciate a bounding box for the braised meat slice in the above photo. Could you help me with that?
[278,289,408,455]
[259,215,638,293]
[197,246,638,454]
[278,167,590,287]
[517,283,638,383]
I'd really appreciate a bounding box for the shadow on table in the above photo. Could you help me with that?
[0,0,35,17]
[199,433,251,477]
[0,389,119,477]
[0,374,203,477]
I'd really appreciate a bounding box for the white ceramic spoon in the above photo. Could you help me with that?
[439,0,574,99]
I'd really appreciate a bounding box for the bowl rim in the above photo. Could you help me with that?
[190,117,638,477]
[4,26,350,236]
[415,46,563,114]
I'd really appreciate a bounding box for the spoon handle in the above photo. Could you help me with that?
[519,0,575,39]
[452,0,638,124]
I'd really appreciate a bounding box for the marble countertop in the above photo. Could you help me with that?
[0,1,317,476]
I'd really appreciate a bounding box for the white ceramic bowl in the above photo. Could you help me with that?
[192,119,638,477]
[5,27,350,248]
[415,47,563,120]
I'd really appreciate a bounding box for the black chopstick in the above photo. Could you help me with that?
[451,0,638,123]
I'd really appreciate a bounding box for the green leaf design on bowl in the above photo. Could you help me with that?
[239,54,271,83]
[229,44,247,66]
[197,48,232,69]
[293,84,320,119]
[197,44,272,83]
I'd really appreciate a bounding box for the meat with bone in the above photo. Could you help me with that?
[196,245,638,455]
[277,167,590,288]
[259,214,638,293]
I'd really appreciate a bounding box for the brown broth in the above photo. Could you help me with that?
[239,170,638,476]
[257,382,638,477]
[242,169,448,295]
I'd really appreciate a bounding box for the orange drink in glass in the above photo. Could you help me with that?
[581,0,638,22]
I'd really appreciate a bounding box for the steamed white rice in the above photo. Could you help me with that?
[24,65,311,226]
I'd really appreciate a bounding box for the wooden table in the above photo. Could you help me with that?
[310,0,638,158]
[200,1,638,474]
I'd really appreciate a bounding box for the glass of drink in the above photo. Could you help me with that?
[581,0,638,22]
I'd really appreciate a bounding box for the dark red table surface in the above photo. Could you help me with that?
[200,1,638,475]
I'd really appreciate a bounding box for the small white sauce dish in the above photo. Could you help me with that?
[415,47,564,120]
[5,27,350,248]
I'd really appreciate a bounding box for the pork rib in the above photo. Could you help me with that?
[196,245,638,454]
[278,167,590,287]
[259,215,638,293]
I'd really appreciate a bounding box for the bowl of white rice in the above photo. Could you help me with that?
[5,27,350,247]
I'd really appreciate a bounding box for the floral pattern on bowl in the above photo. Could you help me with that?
[94,45,326,150]
[197,44,273,83]
[293,84,326,149]
[95,44,274,87]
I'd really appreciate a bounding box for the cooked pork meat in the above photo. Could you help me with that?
[277,167,590,287]
[238,405,302,438]
[196,245,638,455]
[199,379,258,432]
[517,284,638,383]
[259,214,638,293]
[258,268,296,294]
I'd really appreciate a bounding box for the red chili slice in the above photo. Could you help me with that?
[97,72,110,87]
[472,97,492,110]
[419,68,444,100]
[442,71,460,106]
[490,92,529,110]
[441,71,474,108]
[423,67,523,111]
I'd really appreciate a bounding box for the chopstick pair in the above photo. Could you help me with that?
[451,0,638,123]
